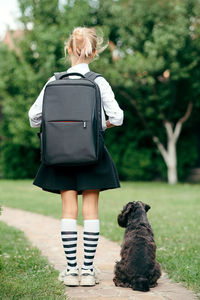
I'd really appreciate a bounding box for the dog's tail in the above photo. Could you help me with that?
[133,277,150,292]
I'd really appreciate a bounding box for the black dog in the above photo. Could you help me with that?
[113,201,161,292]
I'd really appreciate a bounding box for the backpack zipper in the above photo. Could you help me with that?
[48,120,87,128]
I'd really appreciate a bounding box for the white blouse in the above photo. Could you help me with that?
[28,63,124,130]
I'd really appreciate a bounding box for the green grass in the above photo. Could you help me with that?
[0,179,200,296]
[0,220,67,299]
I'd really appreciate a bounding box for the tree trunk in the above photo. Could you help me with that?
[168,165,177,184]
[153,102,193,184]
[153,124,178,185]
[120,89,193,185]
[167,138,177,184]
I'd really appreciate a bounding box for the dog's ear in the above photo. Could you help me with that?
[138,201,151,212]
[145,203,151,212]
[139,201,151,212]
[117,202,135,228]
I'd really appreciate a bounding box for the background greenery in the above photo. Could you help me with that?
[0,180,199,296]
[0,0,200,181]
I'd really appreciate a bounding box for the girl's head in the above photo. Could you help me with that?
[64,26,108,65]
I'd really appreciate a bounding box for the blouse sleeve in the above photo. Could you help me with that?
[94,76,124,126]
[28,75,55,128]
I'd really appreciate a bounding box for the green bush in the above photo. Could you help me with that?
[120,145,153,180]
[0,142,40,179]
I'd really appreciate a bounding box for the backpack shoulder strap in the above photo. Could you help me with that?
[84,71,102,81]
[54,71,102,81]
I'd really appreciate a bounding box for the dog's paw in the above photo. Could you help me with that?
[149,282,158,288]
[113,277,130,288]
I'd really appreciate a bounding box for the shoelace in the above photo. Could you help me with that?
[81,267,94,275]
[66,268,79,276]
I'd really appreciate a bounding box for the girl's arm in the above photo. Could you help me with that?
[95,76,124,129]
[28,76,55,128]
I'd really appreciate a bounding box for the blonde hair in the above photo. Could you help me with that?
[64,26,109,64]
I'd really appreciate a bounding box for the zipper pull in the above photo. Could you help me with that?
[83,121,87,128]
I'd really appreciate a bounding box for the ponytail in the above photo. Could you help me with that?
[64,26,108,64]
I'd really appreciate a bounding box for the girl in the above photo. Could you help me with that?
[28,26,124,287]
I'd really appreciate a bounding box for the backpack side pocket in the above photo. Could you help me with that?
[37,130,43,161]
[98,130,105,160]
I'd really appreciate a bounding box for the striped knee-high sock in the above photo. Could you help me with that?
[61,218,78,270]
[82,219,100,271]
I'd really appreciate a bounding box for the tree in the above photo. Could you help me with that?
[0,0,63,178]
[98,0,200,184]
[153,102,193,184]
[0,0,111,178]
[0,0,199,182]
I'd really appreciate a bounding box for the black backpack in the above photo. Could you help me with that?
[38,71,105,166]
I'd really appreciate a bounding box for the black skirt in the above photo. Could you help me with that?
[33,142,120,195]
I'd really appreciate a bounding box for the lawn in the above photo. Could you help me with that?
[0,220,67,299]
[0,179,199,296]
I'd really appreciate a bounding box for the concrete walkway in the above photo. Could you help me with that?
[0,206,198,300]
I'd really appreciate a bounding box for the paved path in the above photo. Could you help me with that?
[0,206,198,300]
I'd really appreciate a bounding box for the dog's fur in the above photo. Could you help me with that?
[113,201,162,292]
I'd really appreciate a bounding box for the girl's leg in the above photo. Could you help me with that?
[82,189,99,219]
[60,190,78,271]
[82,189,100,271]
[61,190,78,219]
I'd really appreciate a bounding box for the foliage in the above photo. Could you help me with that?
[0,0,200,180]
[102,0,200,181]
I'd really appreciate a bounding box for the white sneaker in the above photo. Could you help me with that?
[79,266,100,286]
[58,267,79,286]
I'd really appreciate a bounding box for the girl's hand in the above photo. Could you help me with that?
[106,120,115,129]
